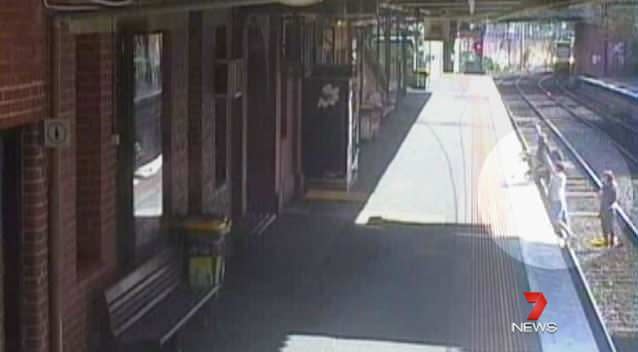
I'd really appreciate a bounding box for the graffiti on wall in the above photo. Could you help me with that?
[317,83,340,108]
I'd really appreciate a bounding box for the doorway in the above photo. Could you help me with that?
[117,30,166,266]
[424,40,444,81]
[1,130,22,352]
[245,19,277,213]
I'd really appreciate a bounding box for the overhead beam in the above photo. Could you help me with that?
[401,4,518,9]
[394,1,521,7]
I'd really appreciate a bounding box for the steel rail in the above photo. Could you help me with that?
[544,78,638,163]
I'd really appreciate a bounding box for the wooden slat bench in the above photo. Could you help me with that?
[105,248,219,351]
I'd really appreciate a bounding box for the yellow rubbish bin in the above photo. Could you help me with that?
[176,216,231,290]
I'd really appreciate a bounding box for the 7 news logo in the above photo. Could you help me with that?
[512,292,558,334]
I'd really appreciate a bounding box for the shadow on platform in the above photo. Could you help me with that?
[183,215,540,352]
[182,91,542,352]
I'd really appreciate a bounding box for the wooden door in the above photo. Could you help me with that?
[245,19,277,213]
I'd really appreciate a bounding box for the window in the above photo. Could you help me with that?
[133,34,164,219]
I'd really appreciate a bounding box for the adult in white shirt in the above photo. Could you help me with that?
[548,162,570,235]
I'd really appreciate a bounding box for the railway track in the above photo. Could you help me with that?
[558,79,638,143]
[540,77,638,171]
[553,80,638,223]
[496,73,638,352]
[535,76,638,240]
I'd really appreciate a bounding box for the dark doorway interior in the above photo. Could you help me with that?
[1,130,22,352]
[246,21,277,213]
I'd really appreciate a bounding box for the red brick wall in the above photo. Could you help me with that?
[21,125,49,352]
[52,25,118,352]
[47,11,239,352]
[191,11,232,216]
[0,0,46,129]
[0,2,49,352]
[52,24,80,352]
[574,23,605,77]
[279,75,300,205]
[189,12,205,213]
[75,34,116,264]
[166,18,191,216]
[574,22,634,78]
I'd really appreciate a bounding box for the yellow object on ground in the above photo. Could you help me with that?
[189,257,216,289]
[305,189,368,202]
[181,217,231,235]
[590,237,608,248]
[189,256,225,290]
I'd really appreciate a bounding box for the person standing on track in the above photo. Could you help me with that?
[533,124,549,182]
[548,162,570,236]
[599,170,620,247]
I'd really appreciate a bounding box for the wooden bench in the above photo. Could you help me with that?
[105,248,220,351]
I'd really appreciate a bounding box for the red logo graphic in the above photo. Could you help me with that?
[524,292,547,321]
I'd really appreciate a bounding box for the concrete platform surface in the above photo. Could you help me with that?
[579,76,638,100]
[181,75,601,352]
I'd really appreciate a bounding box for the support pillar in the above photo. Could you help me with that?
[21,125,49,352]
[385,16,391,96]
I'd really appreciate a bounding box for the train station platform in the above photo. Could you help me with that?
[183,75,603,352]
[579,75,638,101]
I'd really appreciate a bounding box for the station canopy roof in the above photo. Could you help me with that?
[384,0,601,21]
[50,0,621,24]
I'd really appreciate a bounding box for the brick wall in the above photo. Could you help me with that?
[52,25,118,352]
[0,2,48,352]
[188,11,233,216]
[0,0,46,129]
[21,125,49,352]
[166,18,191,216]
[574,22,634,78]
[52,24,80,352]
[189,12,205,213]
[201,14,220,215]
[574,23,605,77]
[75,34,116,265]
[46,10,240,351]
[0,184,3,352]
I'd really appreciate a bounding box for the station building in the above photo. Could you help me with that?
[0,1,411,351]
[3,1,637,352]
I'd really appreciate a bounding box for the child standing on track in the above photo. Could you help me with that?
[599,170,620,247]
